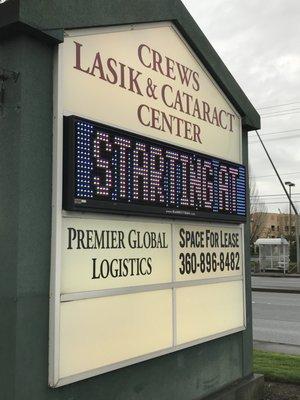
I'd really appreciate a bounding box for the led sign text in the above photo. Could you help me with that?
[64,117,246,219]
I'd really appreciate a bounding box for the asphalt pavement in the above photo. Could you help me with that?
[252,291,300,355]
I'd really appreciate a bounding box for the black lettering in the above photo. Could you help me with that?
[77,229,86,249]
[100,259,110,278]
[179,228,185,247]
[91,258,100,279]
[146,257,152,275]
[67,227,76,249]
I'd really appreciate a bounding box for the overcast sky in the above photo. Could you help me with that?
[182,0,300,213]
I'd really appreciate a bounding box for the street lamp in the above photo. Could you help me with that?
[285,181,295,243]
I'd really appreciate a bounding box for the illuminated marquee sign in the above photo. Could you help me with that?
[63,116,246,221]
[50,23,250,388]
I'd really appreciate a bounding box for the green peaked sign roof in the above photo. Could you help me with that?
[0,0,260,130]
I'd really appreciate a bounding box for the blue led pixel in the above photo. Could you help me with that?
[66,117,247,219]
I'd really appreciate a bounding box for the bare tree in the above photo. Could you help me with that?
[249,171,268,246]
[277,211,289,238]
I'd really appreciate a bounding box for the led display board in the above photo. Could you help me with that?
[63,116,246,221]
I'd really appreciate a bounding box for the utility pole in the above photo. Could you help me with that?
[296,214,300,273]
[284,182,298,272]
[255,129,300,274]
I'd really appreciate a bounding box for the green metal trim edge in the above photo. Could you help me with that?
[0,21,63,44]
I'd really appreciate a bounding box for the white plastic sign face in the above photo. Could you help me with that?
[59,290,173,378]
[52,215,245,386]
[61,218,172,293]
[62,23,242,163]
[174,224,243,281]
[176,280,244,345]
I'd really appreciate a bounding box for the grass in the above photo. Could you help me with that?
[253,349,300,384]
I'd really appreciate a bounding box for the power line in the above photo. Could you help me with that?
[251,128,300,137]
[249,134,300,143]
[261,112,300,119]
[261,111,300,118]
[249,129,300,142]
[251,193,300,198]
[261,107,300,116]
[255,201,300,205]
[250,171,300,179]
[257,101,300,110]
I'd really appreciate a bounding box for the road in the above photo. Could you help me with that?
[252,291,300,355]
[252,276,300,291]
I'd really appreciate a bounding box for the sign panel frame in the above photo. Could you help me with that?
[50,21,247,388]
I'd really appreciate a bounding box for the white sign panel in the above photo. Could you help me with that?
[59,290,173,378]
[51,215,245,386]
[63,23,242,162]
[61,217,172,293]
[173,223,243,281]
[176,281,244,345]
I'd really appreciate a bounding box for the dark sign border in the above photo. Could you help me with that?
[63,115,247,223]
